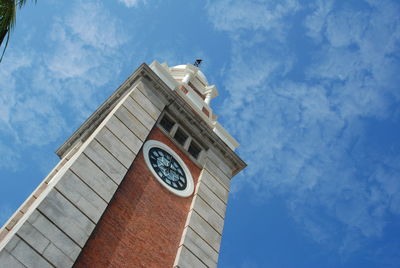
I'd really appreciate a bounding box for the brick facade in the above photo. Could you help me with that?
[73,127,200,268]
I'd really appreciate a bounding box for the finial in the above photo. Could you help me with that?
[194,59,203,67]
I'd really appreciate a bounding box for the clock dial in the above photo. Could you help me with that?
[148,147,187,191]
[144,140,194,197]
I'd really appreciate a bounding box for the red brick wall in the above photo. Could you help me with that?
[74,127,200,268]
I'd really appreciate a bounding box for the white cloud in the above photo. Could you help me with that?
[304,0,334,42]
[11,97,67,146]
[39,0,128,119]
[208,0,299,32]
[325,9,368,48]
[118,0,145,8]
[65,2,127,49]
[207,0,400,257]
[0,0,128,164]
[0,52,32,129]
[47,1,126,81]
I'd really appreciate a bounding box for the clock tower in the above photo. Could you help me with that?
[0,61,246,267]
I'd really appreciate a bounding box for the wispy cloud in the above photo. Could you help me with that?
[46,1,126,83]
[118,0,146,8]
[0,51,32,131]
[207,0,299,33]
[0,0,128,167]
[207,0,400,258]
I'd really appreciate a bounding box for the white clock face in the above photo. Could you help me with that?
[143,140,194,197]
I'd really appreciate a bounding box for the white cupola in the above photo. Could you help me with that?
[150,61,239,150]
[169,64,219,105]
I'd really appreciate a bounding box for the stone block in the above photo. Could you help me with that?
[122,96,156,131]
[196,181,227,218]
[16,221,50,253]
[180,227,218,268]
[115,105,149,141]
[174,245,207,268]
[8,238,53,268]
[191,195,224,234]
[37,190,95,247]
[4,236,21,252]
[0,249,25,268]
[84,139,128,185]
[70,154,118,203]
[43,243,74,268]
[204,159,231,190]
[95,126,136,169]
[131,88,162,120]
[185,210,222,252]
[28,210,81,261]
[106,116,142,155]
[55,170,108,222]
[137,82,166,111]
[206,150,233,178]
[199,169,229,204]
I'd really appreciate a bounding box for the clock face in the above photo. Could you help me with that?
[148,147,187,191]
[143,140,194,197]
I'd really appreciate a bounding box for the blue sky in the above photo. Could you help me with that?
[1,0,400,267]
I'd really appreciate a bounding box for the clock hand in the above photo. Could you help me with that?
[167,157,173,174]
[162,156,169,166]
[158,157,170,175]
